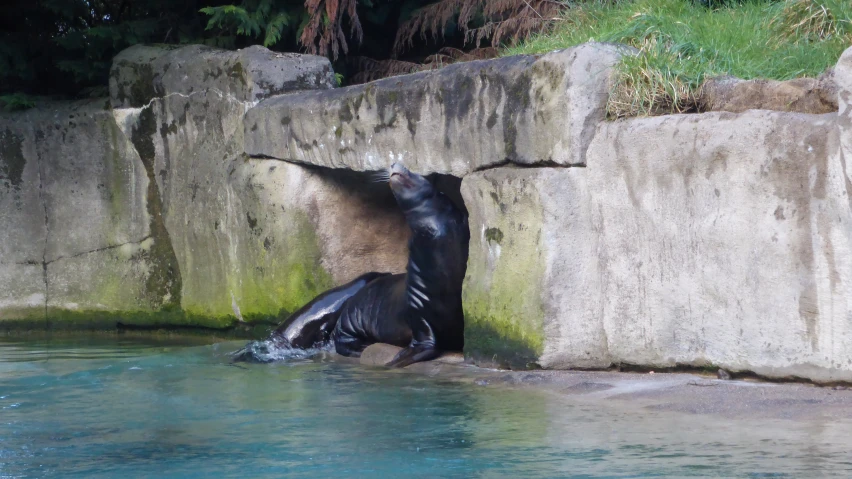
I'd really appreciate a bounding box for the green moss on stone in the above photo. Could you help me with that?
[129,105,183,310]
[127,62,163,108]
[22,308,266,337]
[484,227,503,244]
[462,172,547,369]
[0,307,48,323]
[177,208,333,327]
[228,210,333,321]
[463,311,543,369]
[228,61,247,86]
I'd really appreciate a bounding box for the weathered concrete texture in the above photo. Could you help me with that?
[117,89,247,322]
[586,111,851,382]
[109,43,347,325]
[0,263,45,322]
[1,44,342,327]
[466,109,852,382]
[110,44,336,108]
[46,238,156,313]
[0,120,46,264]
[244,43,623,176]
[837,46,852,175]
[1,100,160,323]
[112,44,406,325]
[1,101,150,264]
[31,101,151,262]
[461,168,600,369]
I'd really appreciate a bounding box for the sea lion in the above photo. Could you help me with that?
[231,272,389,362]
[232,162,468,368]
[332,162,469,367]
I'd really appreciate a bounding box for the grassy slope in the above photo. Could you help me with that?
[505,0,852,116]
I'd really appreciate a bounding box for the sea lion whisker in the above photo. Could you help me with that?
[370,171,391,183]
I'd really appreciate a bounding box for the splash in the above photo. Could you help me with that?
[229,339,330,363]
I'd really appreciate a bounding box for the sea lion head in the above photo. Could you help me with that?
[388,162,435,211]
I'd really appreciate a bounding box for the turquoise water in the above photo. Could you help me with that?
[2,336,851,478]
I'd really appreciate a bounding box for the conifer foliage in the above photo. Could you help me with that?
[0,0,567,99]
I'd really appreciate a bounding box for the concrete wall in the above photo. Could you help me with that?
[3,42,852,382]
[1,44,407,330]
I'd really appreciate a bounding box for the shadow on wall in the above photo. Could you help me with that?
[291,164,471,342]
[302,165,469,285]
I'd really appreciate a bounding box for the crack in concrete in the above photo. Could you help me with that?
[244,154,586,175]
[471,159,585,173]
[43,236,153,265]
[114,88,258,116]
[34,133,49,324]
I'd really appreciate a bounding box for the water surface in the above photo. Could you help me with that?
[1,336,851,478]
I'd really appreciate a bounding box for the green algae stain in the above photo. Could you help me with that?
[37,307,263,335]
[115,61,164,108]
[484,227,503,244]
[463,311,543,369]
[177,202,334,328]
[102,116,134,246]
[227,61,247,86]
[462,172,546,369]
[129,105,183,310]
[228,210,334,322]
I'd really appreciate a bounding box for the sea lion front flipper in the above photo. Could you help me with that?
[385,344,440,368]
[386,317,440,368]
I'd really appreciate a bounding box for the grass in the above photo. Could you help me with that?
[0,93,37,112]
[505,0,852,117]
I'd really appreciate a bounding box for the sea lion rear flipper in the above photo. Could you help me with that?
[232,272,390,362]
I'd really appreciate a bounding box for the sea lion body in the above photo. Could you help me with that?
[231,272,389,362]
[232,162,468,368]
[333,163,469,367]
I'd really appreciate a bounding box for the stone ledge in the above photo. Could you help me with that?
[701,71,837,114]
[244,43,624,176]
[109,44,336,109]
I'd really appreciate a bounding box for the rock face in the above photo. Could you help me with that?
[1,100,154,324]
[244,43,623,176]
[5,40,852,383]
[111,44,406,325]
[701,73,837,114]
[110,44,336,108]
[462,168,596,369]
[462,111,852,381]
[585,112,848,380]
[1,44,404,329]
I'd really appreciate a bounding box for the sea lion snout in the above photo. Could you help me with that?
[389,162,408,174]
[388,162,420,192]
[388,162,410,180]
